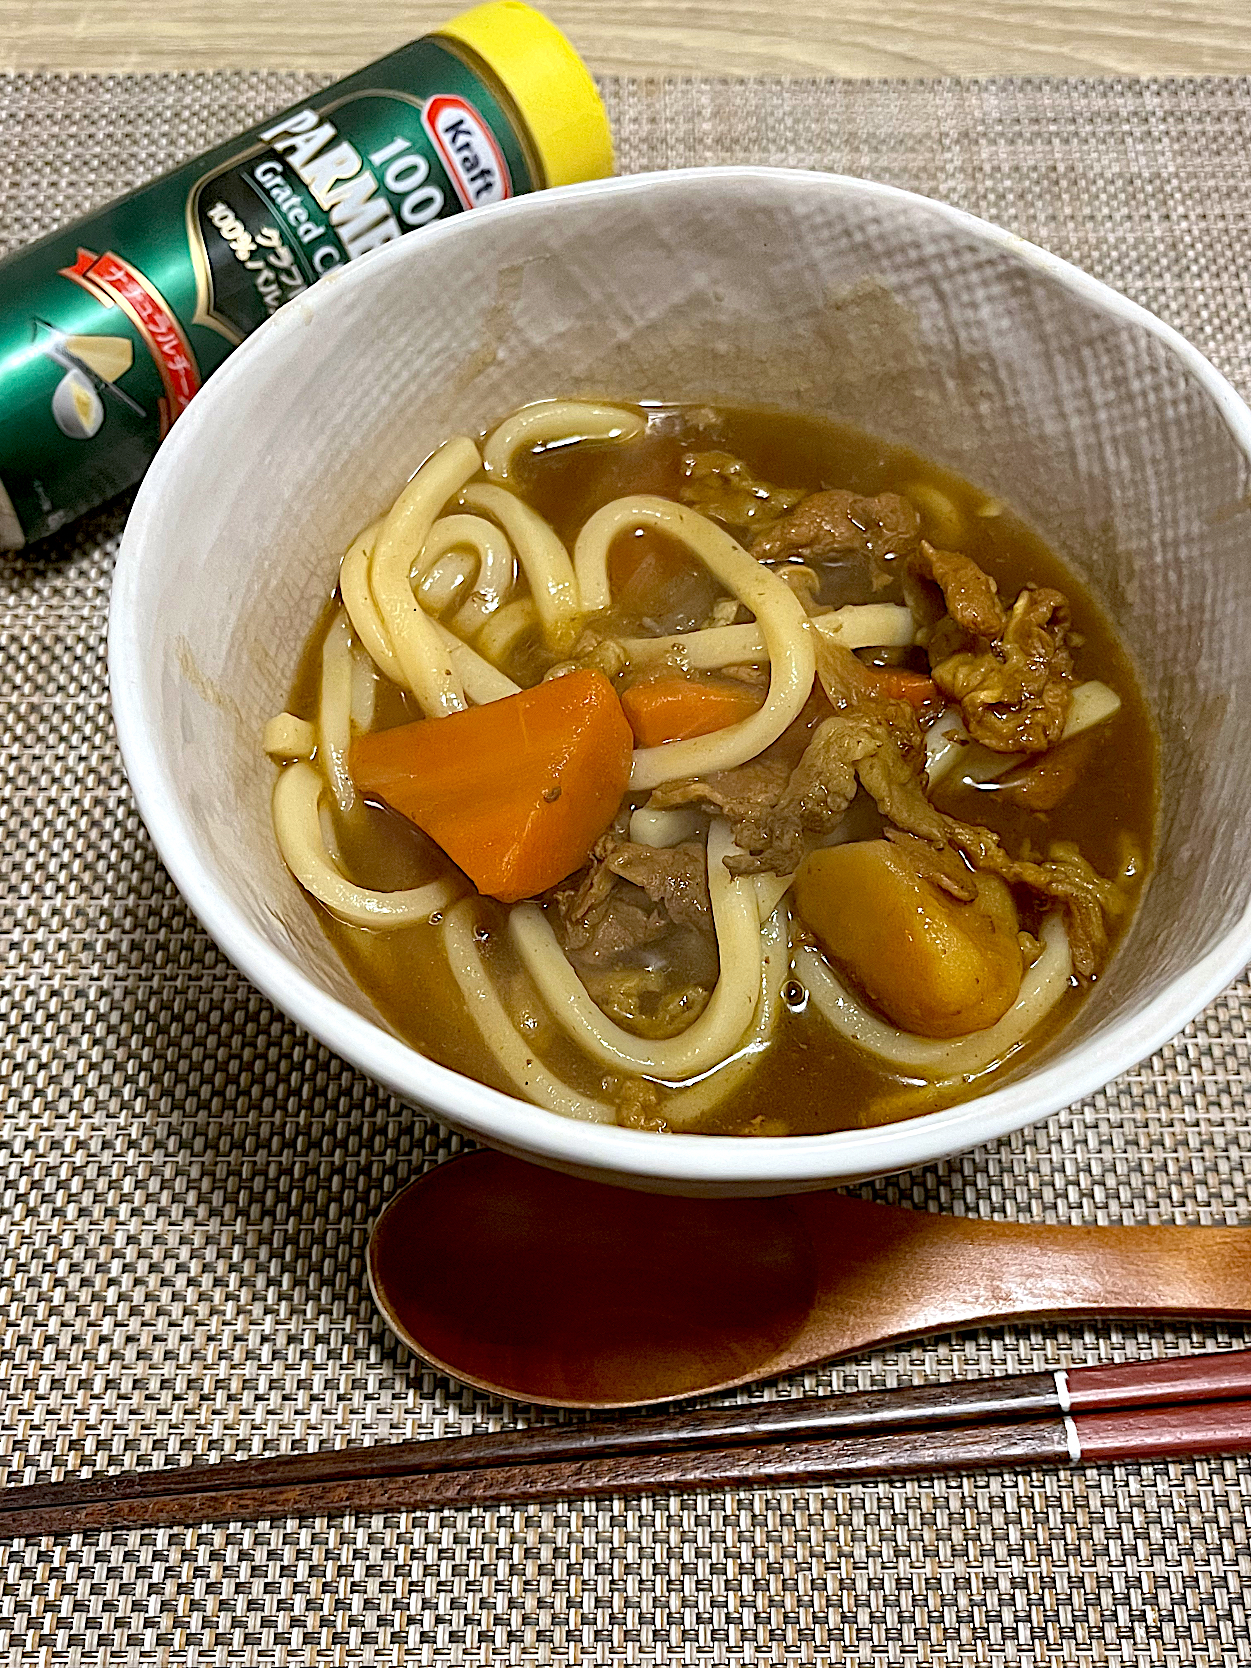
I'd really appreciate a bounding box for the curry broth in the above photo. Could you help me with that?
[289,404,1157,1136]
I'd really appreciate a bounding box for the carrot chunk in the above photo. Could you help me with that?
[860,665,942,713]
[351,669,633,903]
[620,674,765,749]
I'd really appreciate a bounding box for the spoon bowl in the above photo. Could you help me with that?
[369,1150,819,1405]
[369,1151,1251,1408]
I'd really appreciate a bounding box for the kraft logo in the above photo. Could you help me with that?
[422,95,513,209]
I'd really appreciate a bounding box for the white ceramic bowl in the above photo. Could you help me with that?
[110,167,1251,1197]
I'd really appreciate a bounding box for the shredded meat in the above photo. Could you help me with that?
[854,734,1115,978]
[935,588,1074,753]
[817,633,927,762]
[914,541,1006,638]
[650,638,1116,974]
[550,833,718,1039]
[569,628,629,679]
[679,451,805,532]
[879,831,978,903]
[913,541,1075,754]
[603,839,711,929]
[555,831,711,948]
[648,759,795,869]
[555,831,618,947]
[718,718,873,874]
[555,882,666,960]
[644,652,918,874]
[800,651,1112,975]
[605,453,1113,985]
[938,828,1112,979]
[750,490,921,567]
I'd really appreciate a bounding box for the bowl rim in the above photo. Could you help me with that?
[109,163,1251,1189]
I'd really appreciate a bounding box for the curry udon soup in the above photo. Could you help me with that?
[265,400,1155,1137]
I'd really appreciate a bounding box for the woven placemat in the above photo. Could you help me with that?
[2,68,1251,1666]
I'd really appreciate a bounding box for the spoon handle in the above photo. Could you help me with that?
[781,1196,1251,1371]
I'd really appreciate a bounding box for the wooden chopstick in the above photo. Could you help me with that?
[4,1349,1251,1537]
[7,1401,1251,1538]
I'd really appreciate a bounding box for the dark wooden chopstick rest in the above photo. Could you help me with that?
[5,1350,1251,1537]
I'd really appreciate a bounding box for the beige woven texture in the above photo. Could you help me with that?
[1,70,1250,1665]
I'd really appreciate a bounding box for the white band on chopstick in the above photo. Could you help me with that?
[1055,1366,1081,1462]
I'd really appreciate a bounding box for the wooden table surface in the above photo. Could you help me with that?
[3,0,1249,77]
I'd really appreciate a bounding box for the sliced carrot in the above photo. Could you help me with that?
[861,665,943,713]
[620,674,766,749]
[350,669,633,903]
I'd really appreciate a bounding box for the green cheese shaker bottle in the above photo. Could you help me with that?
[0,1,613,548]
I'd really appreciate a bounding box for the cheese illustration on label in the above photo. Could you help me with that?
[51,370,105,440]
[64,334,134,383]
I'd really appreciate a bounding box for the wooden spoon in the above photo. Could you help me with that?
[368,1149,1251,1409]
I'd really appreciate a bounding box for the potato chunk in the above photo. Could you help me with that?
[794,840,1023,1038]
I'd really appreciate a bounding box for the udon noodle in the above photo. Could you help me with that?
[267,400,1154,1135]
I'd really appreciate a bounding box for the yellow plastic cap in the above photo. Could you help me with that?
[435,1,614,189]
